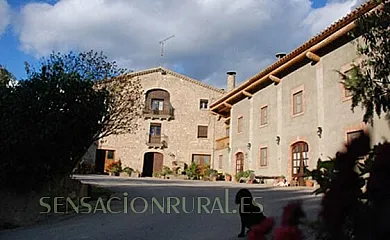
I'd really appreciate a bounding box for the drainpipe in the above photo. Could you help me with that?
[211,97,216,169]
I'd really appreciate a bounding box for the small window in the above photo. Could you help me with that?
[237,116,243,133]
[200,99,209,109]
[293,91,303,115]
[218,155,223,169]
[192,154,210,166]
[343,69,354,98]
[260,147,267,167]
[347,130,364,145]
[260,106,268,126]
[107,150,115,160]
[150,123,162,136]
[226,127,230,137]
[197,125,208,138]
[151,99,164,111]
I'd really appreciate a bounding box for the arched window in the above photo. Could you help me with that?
[235,152,244,174]
[144,89,174,118]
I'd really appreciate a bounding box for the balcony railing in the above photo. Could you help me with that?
[216,136,229,150]
[143,107,175,120]
[146,135,168,148]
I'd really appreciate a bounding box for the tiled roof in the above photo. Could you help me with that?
[123,66,225,94]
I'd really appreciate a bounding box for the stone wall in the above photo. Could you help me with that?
[95,68,226,173]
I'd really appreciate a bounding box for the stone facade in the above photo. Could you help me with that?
[88,67,226,175]
[212,1,389,182]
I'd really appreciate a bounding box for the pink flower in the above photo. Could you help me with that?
[248,217,275,240]
[273,201,305,240]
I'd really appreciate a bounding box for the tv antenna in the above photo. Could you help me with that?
[159,35,175,57]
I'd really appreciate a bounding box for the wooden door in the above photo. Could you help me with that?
[236,152,244,174]
[291,142,308,185]
[104,150,115,172]
[95,149,106,174]
[153,153,163,173]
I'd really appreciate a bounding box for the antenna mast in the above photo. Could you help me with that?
[159,35,175,57]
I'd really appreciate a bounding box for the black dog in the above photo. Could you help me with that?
[235,188,266,238]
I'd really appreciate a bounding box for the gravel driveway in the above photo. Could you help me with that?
[0,175,322,240]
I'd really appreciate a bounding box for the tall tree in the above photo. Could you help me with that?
[341,0,390,125]
[0,50,144,192]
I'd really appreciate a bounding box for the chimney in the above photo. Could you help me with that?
[275,52,286,60]
[226,71,236,92]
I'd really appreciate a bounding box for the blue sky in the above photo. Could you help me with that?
[0,0,362,87]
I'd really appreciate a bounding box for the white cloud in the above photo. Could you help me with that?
[302,0,358,36]
[0,0,11,37]
[13,0,361,87]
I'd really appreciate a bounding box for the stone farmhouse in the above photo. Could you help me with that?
[85,67,227,176]
[210,1,390,185]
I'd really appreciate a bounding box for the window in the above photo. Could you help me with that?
[107,150,115,160]
[197,125,208,138]
[293,91,303,115]
[260,147,267,167]
[260,106,268,126]
[226,127,230,137]
[237,116,243,133]
[218,155,223,169]
[292,142,309,176]
[347,130,364,144]
[149,123,161,143]
[192,154,210,166]
[235,152,244,174]
[343,69,354,98]
[200,99,209,109]
[151,99,164,111]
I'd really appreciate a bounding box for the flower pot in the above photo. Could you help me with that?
[305,180,314,187]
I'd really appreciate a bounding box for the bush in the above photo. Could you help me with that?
[105,160,122,174]
[122,166,134,176]
[305,132,390,239]
[235,170,254,182]
[186,162,201,180]
[161,165,173,176]
[74,162,96,174]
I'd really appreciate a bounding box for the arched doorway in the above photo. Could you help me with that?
[235,152,244,175]
[142,152,163,177]
[291,142,309,186]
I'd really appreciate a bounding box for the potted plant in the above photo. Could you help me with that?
[305,176,314,187]
[225,173,232,181]
[161,165,173,179]
[106,160,122,176]
[186,162,201,180]
[121,166,133,177]
[153,172,161,178]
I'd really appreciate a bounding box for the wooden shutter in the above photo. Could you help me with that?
[260,147,267,166]
[293,91,303,114]
[198,126,208,138]
[261,106,268,125]
[237,117,243,133]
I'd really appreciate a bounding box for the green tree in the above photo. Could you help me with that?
[341,0,390,124]
[0,65,16,87]
[0,50,143,192]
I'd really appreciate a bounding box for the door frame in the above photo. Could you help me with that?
[290,141,309,186]
[235,152,244,175]
[142,152,164,177]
